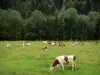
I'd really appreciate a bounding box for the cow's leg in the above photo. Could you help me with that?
[56,64,61,70]
[60,63,64,70]
[72,64,74,71]
[72,61,76,71]
[74,63,76,70]
[58,64,62,70]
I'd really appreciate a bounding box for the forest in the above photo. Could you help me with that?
[0,0,100,40]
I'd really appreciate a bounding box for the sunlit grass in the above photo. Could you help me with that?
[0,41,100,75]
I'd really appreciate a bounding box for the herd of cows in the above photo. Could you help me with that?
[5,41,80,71]
[41,41,77,71]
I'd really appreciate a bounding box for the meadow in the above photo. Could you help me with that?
[0,41,100,75]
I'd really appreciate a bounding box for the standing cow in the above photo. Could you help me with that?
[6,44,11,48]
[21,42,24,47]
[50,55,76,71]
[73,41,78,47]
[42,46,47,51]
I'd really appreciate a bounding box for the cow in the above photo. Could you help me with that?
[73,41,78,47]
[48,41,52,45]
[48,42,56,46]
[42,46,47,51]
[50,55,76,71]
[6,44,11,48]
[58,41,65,47]
[42,41,48,44]
[26,42,30,46]
[21,42,24,47]
[51,42,56,46]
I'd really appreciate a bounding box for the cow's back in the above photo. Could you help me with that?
[56,56,67,63]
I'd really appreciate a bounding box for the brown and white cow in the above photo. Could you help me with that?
[42,46,47,51]
[58,41,65,47]
[50,55,76,71]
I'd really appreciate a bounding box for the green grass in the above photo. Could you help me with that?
[0,41,100,75]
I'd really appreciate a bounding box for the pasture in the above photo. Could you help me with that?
[0,41,100,75]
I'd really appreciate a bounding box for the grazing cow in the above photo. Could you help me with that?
[48,42,56,46]
[21,42,24,47]
[6,44,11,47]
[42,46,47,51]
[26,42,30,46]
[59,41,65,47]
[73,41,78,47]
[50,55,76,71]
[48,41,52,45]
[51,42,56,46]
[42,41,47,44]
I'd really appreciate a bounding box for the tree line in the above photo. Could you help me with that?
[0,0,100,40]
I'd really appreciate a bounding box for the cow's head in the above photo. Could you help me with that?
[50,59,60,70]
[50,64,61,70]
[50,64,54,70]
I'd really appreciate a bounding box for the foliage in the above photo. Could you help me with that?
[0,9,25,40]
[26,10,47,40]
[0,0,100,40]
